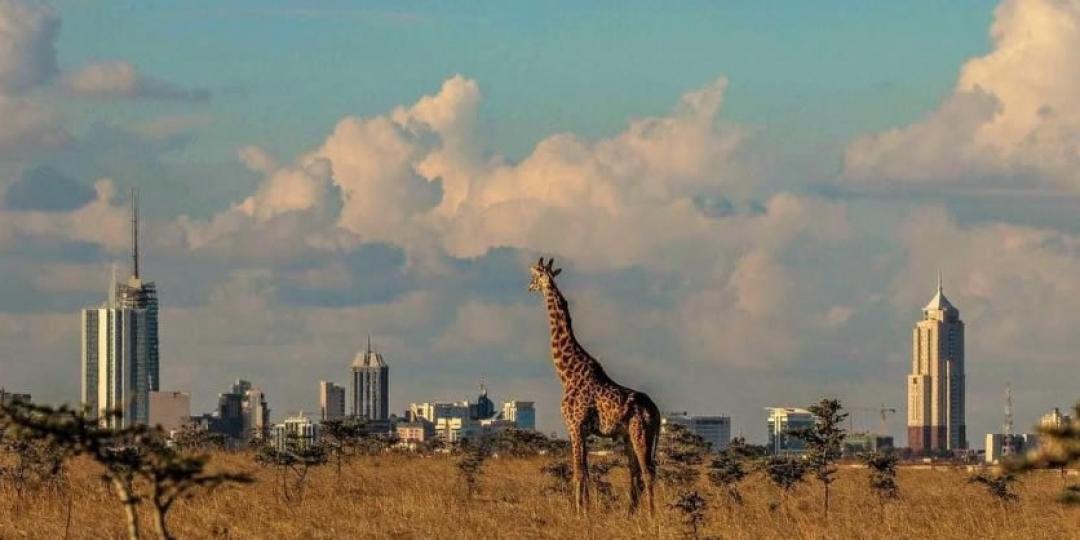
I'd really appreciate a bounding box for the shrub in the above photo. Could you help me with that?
[668,490,708,540]
[789,398,847,518]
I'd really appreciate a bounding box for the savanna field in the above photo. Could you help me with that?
[1,453,1077,540]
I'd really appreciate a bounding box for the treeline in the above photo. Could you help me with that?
[1,399,1078,540]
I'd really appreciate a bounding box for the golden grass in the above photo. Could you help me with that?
[1,454,1077,539]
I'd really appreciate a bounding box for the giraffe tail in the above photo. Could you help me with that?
[637,392,662,467]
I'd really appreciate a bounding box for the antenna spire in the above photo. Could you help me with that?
[1004,382,1014,436]
[130,188,140,280]
[367,334,372,354]
[937,269,942,294]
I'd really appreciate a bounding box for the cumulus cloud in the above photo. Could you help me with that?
[7,65,1080,438]
[0,178,129,252]
[0,94,67,156]
[63,60,212,102]
[0,0,59,93]
[3,166,95,212]
[845,0,1080,191]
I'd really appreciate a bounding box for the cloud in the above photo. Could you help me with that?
[0,93,68,157]
[0,0,59,94]
[5,67,1080,440]
[0,178,129,252]
[3,166,95,212]
[63,60,212,102]
[845,0,1080,191]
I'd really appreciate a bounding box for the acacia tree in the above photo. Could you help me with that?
[319,418,367,477]
[171,423,226,453]
[456,441,490,499]
[658,423,710,489]
[255,435,328,505]
[1004,401,1080,504]
[763,455,807,511]
[0,401,251,540]
[707,436,755,506]
[970,472,1020,504]
[789,398,847,518]
[540,459,572,495]
[0,432,69,498]
[668,490,708,540]
[863,452,900,508]
[491,428,554,458]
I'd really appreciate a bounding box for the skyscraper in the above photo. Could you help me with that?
[350,337,389,420]
[213,379,270,443]
[113,190,160,402]
[470,379,496,420]
[81,191,160,428]
[319,381,346,421]
[907,275,966,453]
[81,288,149,427]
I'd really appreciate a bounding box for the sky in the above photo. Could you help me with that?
[2,0,1078,443]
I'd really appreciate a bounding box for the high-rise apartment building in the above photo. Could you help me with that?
[213,379,269,442]
[907,276,966,453]
[319,381,346,421]
[501,401,536,430]
[80,191,159,428]
[350,338,389,420]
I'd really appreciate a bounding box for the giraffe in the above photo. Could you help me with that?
[527,257,661,513]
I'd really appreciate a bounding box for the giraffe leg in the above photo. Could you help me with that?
[629,413,658,515]
[623,434,642,513]
[570,428,590,513]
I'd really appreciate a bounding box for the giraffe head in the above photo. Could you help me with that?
[527,257,562,293]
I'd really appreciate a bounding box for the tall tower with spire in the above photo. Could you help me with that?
[907,274,966,453]
[115,189,160,410]
[80,189,160,427]
[349,336,389,420]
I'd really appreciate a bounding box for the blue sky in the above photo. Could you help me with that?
[2,0,1078,444]
[52,1,994,190]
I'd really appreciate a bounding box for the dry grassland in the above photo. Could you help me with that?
[1,454,1077,539]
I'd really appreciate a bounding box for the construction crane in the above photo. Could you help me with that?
[877,404,897,435]
[849,404,897,435]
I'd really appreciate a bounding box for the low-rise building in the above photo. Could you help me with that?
[0,389,31,406]
[502,401,536,430]
[766,407,814,455]
[272,413,319,451]
[985,433,1040,464]
[843,432,894,456]
[410,401,471,424]
[663,412,732,451]
[149,390,190,434]
[1040,408,1073,430]
[396,420,435,443]
[435,416,479,443]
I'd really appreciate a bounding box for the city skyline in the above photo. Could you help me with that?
[3,0,1080,441]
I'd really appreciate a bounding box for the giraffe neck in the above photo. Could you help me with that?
[542,280,585,379]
